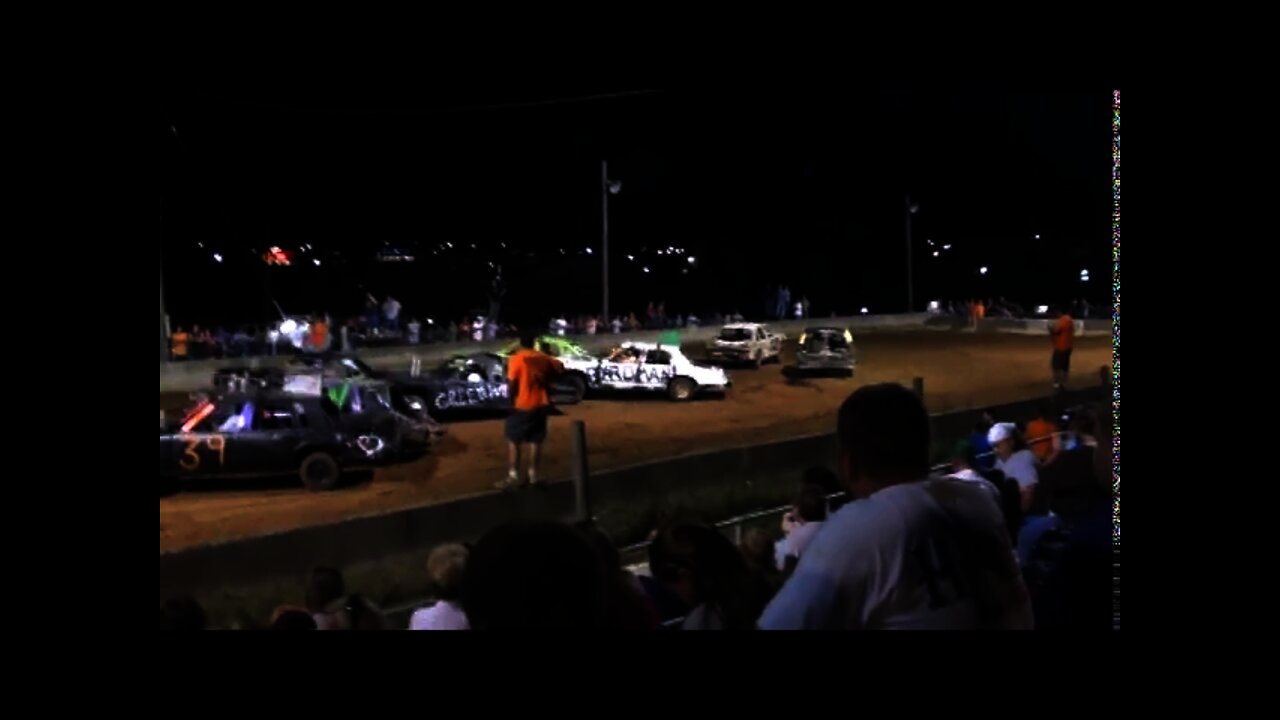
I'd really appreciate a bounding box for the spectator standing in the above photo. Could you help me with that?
[499,330,564,489]
[170,326,190,361]
[382,297,402,331]
[1050,306,1075,390]
[775,483,828,573]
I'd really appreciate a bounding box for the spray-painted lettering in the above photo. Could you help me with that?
[590,363,675,387]
[434,382,509,410]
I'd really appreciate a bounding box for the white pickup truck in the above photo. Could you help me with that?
[706,323,785,368]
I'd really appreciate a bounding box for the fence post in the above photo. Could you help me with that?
[912,376,925,399]
[571,420,592,524]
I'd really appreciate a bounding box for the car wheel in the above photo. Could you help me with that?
[565,374,587,404]
[299,451,342,492]
[668,378,697,402]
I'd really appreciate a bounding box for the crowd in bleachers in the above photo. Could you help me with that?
[160,384,1111,631]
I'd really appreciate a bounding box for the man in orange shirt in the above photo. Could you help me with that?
[170,327,190,361]
[1025,403,1059,463]
[499,329,565,489]
[1050,307,1075,390]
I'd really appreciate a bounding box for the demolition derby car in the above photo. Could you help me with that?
[794,327,856,376]
[706,323,785,367]
[213,355,445,436]
[159,389,415,493]
[214,351,581,416]
[558,342,731,401]
[498,336,593,360]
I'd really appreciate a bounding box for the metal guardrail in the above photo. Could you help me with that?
[617,431,1073,560]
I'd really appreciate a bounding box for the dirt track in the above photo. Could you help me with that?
[159,332,1110,553]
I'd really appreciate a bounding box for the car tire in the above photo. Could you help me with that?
[565,374,587,404]
[299,451,342,492]
[668,378,697,402]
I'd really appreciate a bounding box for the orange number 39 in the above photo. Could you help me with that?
[178,434,227,471]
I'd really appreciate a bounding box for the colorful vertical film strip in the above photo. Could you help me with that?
[1111,90,1120,544]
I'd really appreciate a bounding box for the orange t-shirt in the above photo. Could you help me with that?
[1026,418,1058,461]
[507,349,564,411]
[311,322,329,349]
[171,331,190,358]
[1052,315,1075,352]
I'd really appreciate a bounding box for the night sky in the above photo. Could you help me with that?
[162,84,1113,329]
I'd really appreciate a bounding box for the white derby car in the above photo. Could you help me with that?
[560,342,731,401]
[706,323,785,368]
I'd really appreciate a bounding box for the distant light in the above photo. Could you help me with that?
[560,249,565,255]
[932,251,939,257]
[927,239,935,246]
[471,244,476,249]
[943,244,952,250]
[270,246,282,253]
[280,320,298,335]
[197,242,204,249]
[306,244,313,250]
[668,247,674,252]
[657,250,664,255]
[1035,234,1041,240]
[1037,305,1049,314]
[488,262,495,268]
[643,267,650,273]
[980,266,989,275]
[682,269,689,275]
[213,253,223,263]
[427,318,435,325]
[861,307,869,315]
[928,301,940,311]
[500,242,506,248]
[627,255,634,261]
[688,257,696,264]
[1080,269,1090,282]
[586,248,593,255]
[313,259,321,267]
[446,242,453,248]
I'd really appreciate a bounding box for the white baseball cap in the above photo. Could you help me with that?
[987,423,1018,445]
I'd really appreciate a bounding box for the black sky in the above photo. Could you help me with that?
[162,83,1113,326]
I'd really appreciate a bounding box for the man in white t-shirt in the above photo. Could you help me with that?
[382,297,402,330]
[988,423,1040,513]
[759,384,1032,630]
[774,483,828,572]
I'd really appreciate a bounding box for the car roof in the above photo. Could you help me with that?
[721,323,764,330]
[620,341,681,352]
[804,327,849,334]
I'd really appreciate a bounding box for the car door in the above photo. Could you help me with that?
[597,347,645,389]
[639,349,677,391]
[230,399,307,474]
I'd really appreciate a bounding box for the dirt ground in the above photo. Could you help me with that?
[159,332,1110,553]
